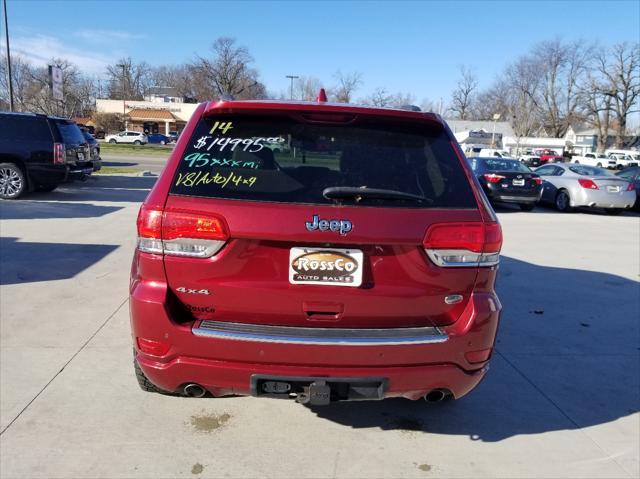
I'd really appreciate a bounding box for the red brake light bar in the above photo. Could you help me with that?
[423,222,502,267]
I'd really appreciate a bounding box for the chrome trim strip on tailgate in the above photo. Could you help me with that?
[193,320,448,346]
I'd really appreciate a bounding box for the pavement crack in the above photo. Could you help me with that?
[0,296,129,436]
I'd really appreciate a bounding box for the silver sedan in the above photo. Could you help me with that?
[535,163,635,215]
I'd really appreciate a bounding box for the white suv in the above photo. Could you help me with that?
[105,131,148,145]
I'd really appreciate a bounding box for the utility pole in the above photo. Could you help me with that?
[116,63,126,129]
[286,75,299,100]
[3,0,14,111]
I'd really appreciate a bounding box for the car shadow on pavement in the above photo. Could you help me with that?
[0,237,119,285]
[310,256,639,442]
[23,174,157,204]
[0,201,122,220]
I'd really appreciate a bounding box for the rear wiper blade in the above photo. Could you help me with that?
[322,186,432,204]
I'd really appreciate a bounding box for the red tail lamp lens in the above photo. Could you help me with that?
[578,179,599,190]
[137,337,171,356]
[137,206,163,238]
[484,174,505,183]
[465,348,493,364]
[162,210,228,241]
[423,222,502,254]
[627,182,635,191]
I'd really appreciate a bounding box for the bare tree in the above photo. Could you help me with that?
[595,42,640,147]
[191,37,265,100]
[330,70,362,103]
[0,54,32,111]
[294,76,324,101]
[532,39,591,137]
[362,87,393,107]
[106,57,152,100]
[450,65,478,120]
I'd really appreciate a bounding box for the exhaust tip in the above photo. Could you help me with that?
[183,383,207,398]
[424,389,450,403]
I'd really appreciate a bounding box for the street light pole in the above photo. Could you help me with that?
[285,75,299,100]
[3,0,14,111]
[116,63,126,129]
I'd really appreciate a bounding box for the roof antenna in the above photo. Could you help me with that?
[316,88,327,102]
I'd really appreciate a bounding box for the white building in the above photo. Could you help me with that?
[95,98,199,135]
[446,120,516,149]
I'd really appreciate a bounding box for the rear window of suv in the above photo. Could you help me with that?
[54,120,86,145]
[170,114,477,208]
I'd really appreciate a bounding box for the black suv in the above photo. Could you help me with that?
[0,112,95,199]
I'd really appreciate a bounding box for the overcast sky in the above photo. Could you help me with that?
[2,0,639,105]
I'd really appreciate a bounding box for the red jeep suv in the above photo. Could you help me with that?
[130,97,503,405]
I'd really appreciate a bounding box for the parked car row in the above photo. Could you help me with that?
[0,112,101,199]
[103,130,179,145]
[469,156,638,215]
[570,150,639,170]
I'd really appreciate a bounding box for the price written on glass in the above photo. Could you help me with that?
[183,152,260,169]
[192,135,284,153]
[175,170,257,189]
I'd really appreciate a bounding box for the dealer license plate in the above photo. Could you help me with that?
[512,179,525,186]
[289,247,363,287]
[607,185,620,193]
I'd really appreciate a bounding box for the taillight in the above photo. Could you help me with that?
[136,206,228,258]
[578,179,599,190]
[483,173,505,183]
[423,222,502,267]
[137,337,170,356]
[53,143,65,164]
[533,177,543,185]
[627,182,635,191]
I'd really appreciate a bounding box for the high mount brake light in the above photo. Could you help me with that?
[483,173,505,183]
[578,178,599,190]
[423,222,502,267]
[136,206,228,258]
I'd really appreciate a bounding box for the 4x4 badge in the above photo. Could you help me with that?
[305,214,352,235]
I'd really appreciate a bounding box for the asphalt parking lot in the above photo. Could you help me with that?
[0,174,638,479]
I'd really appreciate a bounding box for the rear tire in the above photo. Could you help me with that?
[605,208,624,216]
[519,203,535,211]
[134,358,170,394]
[0,162,27,199]
[109,139,116,144]
[160,140,166,145]
[555,190,573,212]
[134,140,141,145]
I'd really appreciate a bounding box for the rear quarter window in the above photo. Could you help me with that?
[169,115,477,209]
[0,115,52,142]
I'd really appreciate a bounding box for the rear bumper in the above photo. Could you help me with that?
[137,354,488,400]
[486,187,542,204]
[572,189,635,208]
[130,276,501,400]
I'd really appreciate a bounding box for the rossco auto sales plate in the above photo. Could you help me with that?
[289,247,363,287]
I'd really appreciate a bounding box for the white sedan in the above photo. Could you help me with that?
[104,131,148,145]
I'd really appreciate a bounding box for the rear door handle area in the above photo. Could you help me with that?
[303,301,343,321]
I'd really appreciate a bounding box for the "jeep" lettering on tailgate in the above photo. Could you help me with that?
[305,215,352,235]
